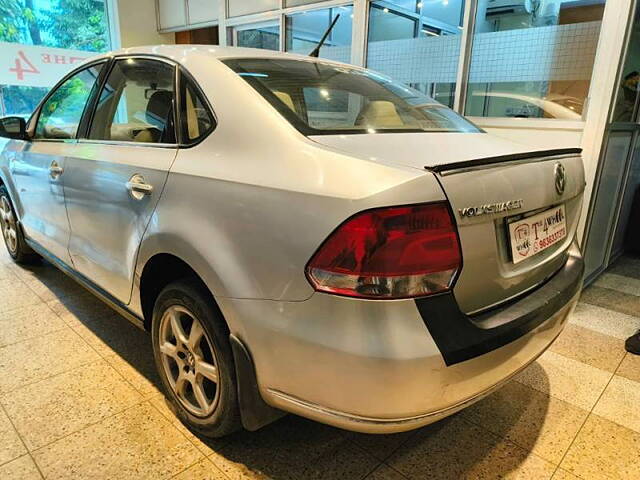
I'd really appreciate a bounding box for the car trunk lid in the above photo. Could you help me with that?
[430,150,584,314]
[310,133,584,314]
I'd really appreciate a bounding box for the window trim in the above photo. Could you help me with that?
[81,54,180,148]
[27,59,110,143]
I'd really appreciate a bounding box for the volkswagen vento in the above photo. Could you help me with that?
[0,46,584,437]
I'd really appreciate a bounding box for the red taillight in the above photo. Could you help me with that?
[305,202,461,299]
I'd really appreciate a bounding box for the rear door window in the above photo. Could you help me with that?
[88,58,176,144]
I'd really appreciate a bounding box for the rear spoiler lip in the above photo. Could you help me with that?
[425,148,582,174]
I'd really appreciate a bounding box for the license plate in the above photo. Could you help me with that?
[508,205,567,264]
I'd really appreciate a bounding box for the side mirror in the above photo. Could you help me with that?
[0,116,27,140]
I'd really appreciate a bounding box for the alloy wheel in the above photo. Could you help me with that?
[158,305,220,417]
[0,196,18,254]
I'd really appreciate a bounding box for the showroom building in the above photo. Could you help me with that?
[1,0,639,283]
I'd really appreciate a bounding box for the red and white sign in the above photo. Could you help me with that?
[508,205,567,264]
[0,42,98,88]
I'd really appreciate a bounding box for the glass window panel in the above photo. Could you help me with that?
[386,0,421,12]
[89,59,176,144]
[234,21,280,50]
[366,1,465,108]
[0,0,111,117]
[465,0,606,119]
[612,3,640,123]
[368,6,417,41]
[228,0,279,17]
[420,0,464,27]
[34,63,103,140]
[285,6,353,63]
[180,74,215,143]
[223,58,480,134]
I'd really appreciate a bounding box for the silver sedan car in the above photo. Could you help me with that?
[0,46,584,437]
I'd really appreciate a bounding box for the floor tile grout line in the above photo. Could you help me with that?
[308,438,383,480]
[41,287,157,399]
[460,409,564,468]
[27,398,155,458]
[0,356,107,401]
[0,354,100,396]
[455,411,560,474]
[0,299,48,320]
[0,401,45,479]
[358,461,385,480]
[4,390,147,454]
[593,271,640,296]
[145,399,229,479]
[360,433,422,475]
[167,455,228,480]
[350,443,390,480]
[579,290,640,320]
[361,459,410,480]
[0,454,43,478]
[16,283,168,415]
[0,323,71,350]
[549,346,628,478]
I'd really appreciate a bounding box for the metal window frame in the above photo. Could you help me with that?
[82,54,181,148]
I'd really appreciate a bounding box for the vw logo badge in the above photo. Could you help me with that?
[554,163,566,195]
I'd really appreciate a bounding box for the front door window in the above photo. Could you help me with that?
[34,64,104,140]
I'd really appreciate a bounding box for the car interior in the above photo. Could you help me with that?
[88,60,175,144]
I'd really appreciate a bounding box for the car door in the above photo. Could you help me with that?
[63,57,178,303]
[10,62,105,264]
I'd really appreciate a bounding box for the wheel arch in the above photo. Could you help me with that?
[137,249,282,431]
[0,167,22,218]
[138,252,219,331]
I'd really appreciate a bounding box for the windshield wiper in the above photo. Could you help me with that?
[309,14,341,58]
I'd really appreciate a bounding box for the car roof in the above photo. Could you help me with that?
[95,45,338,64]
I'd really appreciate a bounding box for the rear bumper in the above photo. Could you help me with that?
[221,242,583,434]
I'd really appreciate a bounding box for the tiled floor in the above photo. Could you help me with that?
[0,248,639,480]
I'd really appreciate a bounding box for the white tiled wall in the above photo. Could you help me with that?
[347,21,601,85]
[469,21,601,83]
[367,35,462,84]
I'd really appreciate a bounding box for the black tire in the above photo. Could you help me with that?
[151,278,241,438]
[0,185,40,264]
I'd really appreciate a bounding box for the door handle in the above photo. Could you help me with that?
[126,174,154,200]
[49,161,64,178]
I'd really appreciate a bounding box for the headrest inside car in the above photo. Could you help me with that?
[356,100,403,128]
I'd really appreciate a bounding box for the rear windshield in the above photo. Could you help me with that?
[222,58,481,136]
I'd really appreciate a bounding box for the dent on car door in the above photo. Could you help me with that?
[10,63,105,264]
[63,57,178,304]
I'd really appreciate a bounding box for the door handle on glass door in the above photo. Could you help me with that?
[49,162,64,178]
[126,174,154,200]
